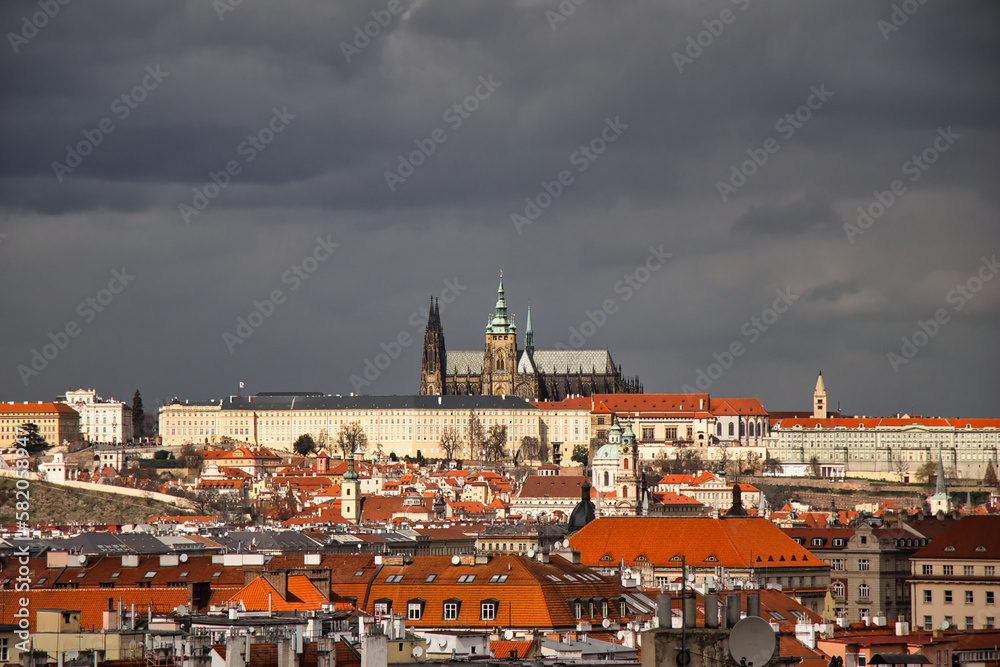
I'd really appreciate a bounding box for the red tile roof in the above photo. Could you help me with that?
[569,517,825,570]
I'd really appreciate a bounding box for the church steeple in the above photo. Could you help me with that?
[813,371,827,419]
[420,296,446,395]
[487,272,515,335]
[525,303,534,357]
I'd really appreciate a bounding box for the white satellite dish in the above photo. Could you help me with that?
[527,550,535,558]
[411,646,424,658]
[504,630,514,640]
[729,616,776,667]
[616,631,625,640]
[602,619,611,628]
[77,554,87,565]
[451,555,461,565]
[180,553,189,562]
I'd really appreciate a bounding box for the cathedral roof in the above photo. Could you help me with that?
[445,349,619,377]
[529,349,618,374]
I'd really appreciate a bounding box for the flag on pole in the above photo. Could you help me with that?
[240,382,245,388]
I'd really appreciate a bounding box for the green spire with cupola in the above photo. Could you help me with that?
[486,271,516,335]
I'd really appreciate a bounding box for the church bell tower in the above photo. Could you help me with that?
[483,272,518,396]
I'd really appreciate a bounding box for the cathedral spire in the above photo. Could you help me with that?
[525,303,534,357]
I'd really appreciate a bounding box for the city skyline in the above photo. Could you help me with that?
[1,2,998,417]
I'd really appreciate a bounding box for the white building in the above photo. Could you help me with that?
[59,388,133,444]
[159,394,539,457]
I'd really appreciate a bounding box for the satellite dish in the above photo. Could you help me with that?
[180,553,189,562]
[616,631,625,640]
[77,555,87,565]
[451,555,461,565]
[602,619,611,628]
[411,646,424,658]
[527,550,535,558]
[504,630,514,640]
[730,616,776,666]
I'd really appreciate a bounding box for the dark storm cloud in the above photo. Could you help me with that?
[1,0,998,417]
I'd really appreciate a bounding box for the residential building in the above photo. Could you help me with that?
[783,524,921,623]
[568,516,831,613]
[910,516,1000,631]
[363,552,640,633]
[59,387,133,444]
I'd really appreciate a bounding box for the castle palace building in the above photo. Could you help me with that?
[419,275,641,401]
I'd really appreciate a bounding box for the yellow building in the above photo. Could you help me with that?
[0,402,81,448]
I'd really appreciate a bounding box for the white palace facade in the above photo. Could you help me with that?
[158,394,539,458]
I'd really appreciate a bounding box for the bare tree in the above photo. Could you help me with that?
[762,454,783,476]
[984,461,998,487]
[519,435,541,463]
[916,460,937,486]
[484,424,508,462]
[335,421,368,459]
[467,411,484,461]
[440,427,463,461]
[808,455,822,478]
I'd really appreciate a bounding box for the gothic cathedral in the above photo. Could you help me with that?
[419,275,642,401]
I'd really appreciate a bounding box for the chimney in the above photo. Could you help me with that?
[725,593,741,628]
[657,594,672,628]
[704,593,719,629]
[684,592,697,628]
[747,592,761,618]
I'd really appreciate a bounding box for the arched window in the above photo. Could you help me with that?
[604,471,610,486]
[859,583,870,598]
[717,423,722,436]
[624,459,629,470]
[622,486,628,498]
[739,422,745,437]
[831,582,845,597]
[729,423,735,437]
[749,422,755,437]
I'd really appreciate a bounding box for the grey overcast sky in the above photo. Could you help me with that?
[2,0,998,417]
